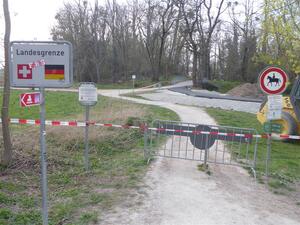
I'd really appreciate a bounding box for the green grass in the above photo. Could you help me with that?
[205,107,300,190]
[0,90,179,225]
[2,89,83,119]
[211,80,243,93]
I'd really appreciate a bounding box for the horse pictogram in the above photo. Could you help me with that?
[267,73,281,86]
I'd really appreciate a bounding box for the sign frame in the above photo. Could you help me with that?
[258,66,288,95]
[9,41,73,88]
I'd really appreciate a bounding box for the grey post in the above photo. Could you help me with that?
[143,124,148,160]
[84,105,90,171]
[204,134,209,167]
[39,87,48,225]
[265,121,272,180]
[133,79,135,93]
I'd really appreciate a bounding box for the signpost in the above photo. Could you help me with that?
[20,92,41,107]
[132,74,136,93]
[258,66,288,180]
[79,83,98,171]
[10,41,73,225]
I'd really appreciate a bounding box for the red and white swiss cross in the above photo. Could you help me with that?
[17,64,32,79]
[259,67,288,95]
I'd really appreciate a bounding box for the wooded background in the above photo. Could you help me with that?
[50,0,299,87]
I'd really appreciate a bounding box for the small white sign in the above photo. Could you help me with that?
[132,75,136,80]
[267,110,281,120]
[79,83,98,106]
[267,95,282,120]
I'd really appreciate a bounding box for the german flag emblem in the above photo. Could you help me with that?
[45,65,64,80]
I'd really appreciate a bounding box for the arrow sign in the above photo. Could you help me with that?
[20,92,41,107]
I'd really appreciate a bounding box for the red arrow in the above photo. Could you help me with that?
[20,92,41,107]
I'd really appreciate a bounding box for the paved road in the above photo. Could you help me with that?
[139,89,261,114]
[98,89,300,225]
[169,86,263,103]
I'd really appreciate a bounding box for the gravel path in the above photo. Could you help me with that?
[98,91,300,225]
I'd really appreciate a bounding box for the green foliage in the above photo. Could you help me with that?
[257,0,300,76]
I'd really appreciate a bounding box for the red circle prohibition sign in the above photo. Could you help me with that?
[259,67,288,95]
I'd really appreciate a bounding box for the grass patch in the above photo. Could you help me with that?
[205,107,300,191]
[78,212,98,224]
[0,90,179,225]
[1,89,83,119]
[197,163,212,175]
[211,80,243,93]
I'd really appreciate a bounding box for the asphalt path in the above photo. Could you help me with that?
[139,89,261,114]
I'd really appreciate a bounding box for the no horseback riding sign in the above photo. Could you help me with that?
[259,66,288,95]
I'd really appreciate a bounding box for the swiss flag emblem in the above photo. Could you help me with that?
[17,64,32,79]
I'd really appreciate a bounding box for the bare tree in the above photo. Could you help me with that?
[178,0,226,87]
[1,0,12,166]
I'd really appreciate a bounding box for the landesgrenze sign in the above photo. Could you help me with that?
[10,41,73,88]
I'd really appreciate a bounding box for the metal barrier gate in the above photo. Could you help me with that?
[144,120,259,170]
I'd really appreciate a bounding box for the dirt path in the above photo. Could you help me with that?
[97,90,300,225]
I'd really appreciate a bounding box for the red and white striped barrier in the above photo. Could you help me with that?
[1,118,300,140]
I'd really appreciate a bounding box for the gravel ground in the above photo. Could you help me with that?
[98,91,300,225]
[139,89,261,114]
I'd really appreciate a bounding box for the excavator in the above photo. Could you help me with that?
[257,76,300,140]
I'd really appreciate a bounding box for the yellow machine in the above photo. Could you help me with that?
[257,77,300,139]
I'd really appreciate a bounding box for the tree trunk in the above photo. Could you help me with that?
[158,36,165,79]
[1,0,12,166]
[240,46,249,81]
[203,46,211,80]
[192,50,198,87]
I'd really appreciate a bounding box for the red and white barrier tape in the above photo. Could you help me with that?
[1,118,300,140]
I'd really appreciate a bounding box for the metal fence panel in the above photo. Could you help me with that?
[145,120,258,171]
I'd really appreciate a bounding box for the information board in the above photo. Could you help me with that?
[267,95,282,120]
[79,83,98,106]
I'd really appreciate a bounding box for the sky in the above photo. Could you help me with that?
[0,0,121,65]
[0,0,261,66]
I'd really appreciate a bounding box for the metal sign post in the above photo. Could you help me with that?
[79,83,98,171]
[9,41,73,225]
[84,105,90,170]
[132,74,136,93]
[39,87,48,225]
[258,66,288,181]
[265,121,272,180]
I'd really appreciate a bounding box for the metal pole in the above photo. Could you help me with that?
[265,121,272,180]
[133,79,135,93]
[143,124,148,160]
[39,87,48,225]
[204,134,209,167]
[84,105,90,171]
